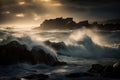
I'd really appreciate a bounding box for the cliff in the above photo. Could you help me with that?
[34,17,120,30]
[39,17,78,30]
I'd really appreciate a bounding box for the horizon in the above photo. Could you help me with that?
[1,17,120,28]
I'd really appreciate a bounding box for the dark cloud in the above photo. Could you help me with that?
[0,0,47,24]
[59,0,120,20]
[0,0,120,24]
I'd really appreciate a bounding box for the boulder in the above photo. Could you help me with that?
[101,62,120,78]
[66,72,94,78]
[87,62,120,79]
[31,46,58,65]
[87,64,104,73]
[0,41,34,65]
[44,40,66,50]
[0,41,64,66]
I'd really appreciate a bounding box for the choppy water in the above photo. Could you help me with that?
[0,26,120,80]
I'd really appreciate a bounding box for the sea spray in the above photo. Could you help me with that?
[0,34,57,59]
[53,28,120,59]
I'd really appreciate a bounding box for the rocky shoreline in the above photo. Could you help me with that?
[0,40,66,66]
[0,62,119,80]
[0,38,119,80]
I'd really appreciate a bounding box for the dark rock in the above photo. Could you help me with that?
[0,41,34,65]
[77,20,89,26]
[66,72,94,78]
[37,17,78,30]
[0,41,62,66]
[21,74,49,80]
[113,62,120,69]
[101,62,120,78]
[88,62,120,79]
[44,40,66,50]
[87,64,104,73]
[31,46,58,65]
[34,17,120,30]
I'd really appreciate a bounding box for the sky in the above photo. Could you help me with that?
[0,0,120,26]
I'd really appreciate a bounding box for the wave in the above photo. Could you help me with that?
[0,27,120,60]
[44,28,120,59]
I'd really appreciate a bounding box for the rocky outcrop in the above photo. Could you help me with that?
[87,64,104,73]
[66,62,120,79]
[88,62,120,78]
[0,41,34,65]
[39,17,77,30]
[66,72,94,78]
[44,40,66,50]
[31,46,58,65]
[0,41,66,66]
[34,17,120,30]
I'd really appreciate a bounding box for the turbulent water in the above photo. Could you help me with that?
[0,26,120,80]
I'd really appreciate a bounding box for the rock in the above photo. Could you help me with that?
[0,41,63,66]
[101,62,120,78]
[31,46,58,65]
[44,40,66,50]
[0,41,34,65]
[88,62,120,79]
[34,17,120,30]
[113,62,120,68]
[87,64,104,73]
[21,74,49,80]
[66,72,94,78]
[36,17,78,30]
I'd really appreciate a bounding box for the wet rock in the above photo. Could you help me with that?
[66,72,94,78]
[101,62,120,78]
[0,41,34,65]
[21,74,49,80]
[87,64,104,73]
[44,40,66,50]
[113,61,120,69]
[31,46,58,65]
[88,62,120,79]
[0,41,63,66]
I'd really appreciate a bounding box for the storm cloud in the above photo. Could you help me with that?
[0,0,120,25]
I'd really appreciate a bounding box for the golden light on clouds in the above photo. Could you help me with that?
[52,3,62,7]
[18,1,25,5]
[40,0,51,2]
[16,13,25,17]
[2,11,10,14]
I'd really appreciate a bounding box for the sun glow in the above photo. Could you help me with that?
[40,0,51,2]
[18,1,25,5]
[16,13,25,17]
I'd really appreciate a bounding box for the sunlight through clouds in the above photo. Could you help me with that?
[16,13,25,17]
[40,0,51,2]
[18,1,25,5]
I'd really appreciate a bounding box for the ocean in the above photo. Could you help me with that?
[0,26,120,80]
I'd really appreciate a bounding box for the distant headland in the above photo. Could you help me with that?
[34,17,120,30]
